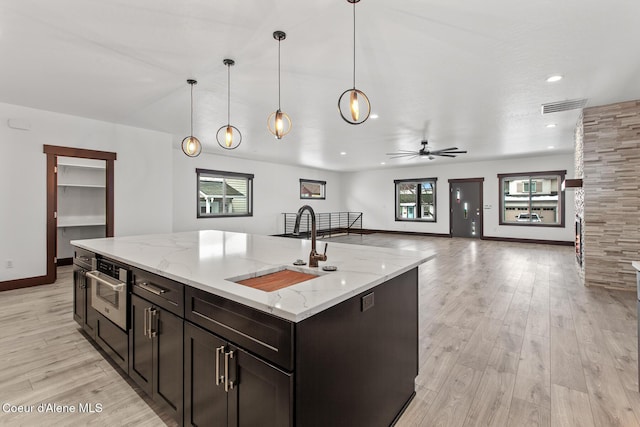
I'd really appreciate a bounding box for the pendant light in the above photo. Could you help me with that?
[216,59,242,150]
[267,30,292,139]
[338,0,370,125]
[181,79,202,157]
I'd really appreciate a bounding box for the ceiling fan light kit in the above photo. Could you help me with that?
[338,0,371,125]
[216,58,242,150]
[181,79,202,157]
[267,30,292,139]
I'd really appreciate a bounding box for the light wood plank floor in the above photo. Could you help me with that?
[0,234,638,426]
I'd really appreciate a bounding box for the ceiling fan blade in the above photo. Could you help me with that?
[388,153,419,158]
[434,153,457,158]
[431,149,467,155]
[387,150,420,154]
[431,147,458,152]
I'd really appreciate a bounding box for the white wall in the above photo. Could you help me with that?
[342,154,575,241]
[0,102,173,281]
[0,100,575,282]
[172,148,343,235]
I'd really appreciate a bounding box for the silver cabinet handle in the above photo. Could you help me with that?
[149,308,157,338]
[143,307,148,338]
[215,346,225,386]
[224,350,235,392]
[86,271,125,292]
[137,282,166,296]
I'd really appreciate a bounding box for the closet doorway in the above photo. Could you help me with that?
[44,145,116,284]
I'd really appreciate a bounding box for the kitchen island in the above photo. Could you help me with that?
[72,230,433,426]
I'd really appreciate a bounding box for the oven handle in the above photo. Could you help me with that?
[86,271,126,292]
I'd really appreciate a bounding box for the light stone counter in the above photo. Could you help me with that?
[72,230,433,322]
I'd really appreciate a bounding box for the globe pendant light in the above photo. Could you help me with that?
[338,0,370,125]
[216,59,242,150]
[267,31,292,139]
[181,79,202,157]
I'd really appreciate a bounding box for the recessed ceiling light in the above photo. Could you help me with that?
[370,114,379,119]
[547,145,555,149]
[340,151,347,156]
[546,123,557,128]
[546,75,563,83]
[380,161,386,165]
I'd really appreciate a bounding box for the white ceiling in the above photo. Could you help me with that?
[1,0,639,171]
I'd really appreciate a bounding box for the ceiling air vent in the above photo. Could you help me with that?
[541,98,588,114]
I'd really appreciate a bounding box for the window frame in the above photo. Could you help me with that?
[497,170,566,227]
[394,177,438,222]
[196,168,254,218]
[299,179,326,200]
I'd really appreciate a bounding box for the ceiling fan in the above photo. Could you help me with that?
[386,140,467,160]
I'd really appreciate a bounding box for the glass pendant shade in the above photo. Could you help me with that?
[339,88,370,124]
[267,31,292,139]
[268,109,292,139]
[350,90,359,121]
[182,136,202,157]
[216,59,242,150]
[216,124,242,149]
[225,126,233,146]
[182,79,202,157]
[338,0,371,125]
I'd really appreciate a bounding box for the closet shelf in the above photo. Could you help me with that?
[58,183,106,188]
[58,162,106,170]
[57,216,106,228]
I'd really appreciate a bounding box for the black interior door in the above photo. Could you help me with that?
[450,180,483,238]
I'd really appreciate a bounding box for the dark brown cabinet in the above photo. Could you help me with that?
[73,243,418,427]
[73,264,87,325]
[72,248,97,338]
[184,322,292,427]
[129,294,184,424]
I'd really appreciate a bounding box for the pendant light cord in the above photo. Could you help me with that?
[227,64,231,125]
[278,38,282,109]
[190,83,194,136]
[352,0,356,89]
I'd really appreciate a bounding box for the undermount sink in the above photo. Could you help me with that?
[228,266,324,292]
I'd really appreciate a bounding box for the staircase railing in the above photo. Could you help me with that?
[282,211,363,238]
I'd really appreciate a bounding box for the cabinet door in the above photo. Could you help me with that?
[227,346,292,427]
[84,278,97,338]
[184,322,228,427]
[129,294,153,396]
[73,266,86,326]
[154,305,183,422]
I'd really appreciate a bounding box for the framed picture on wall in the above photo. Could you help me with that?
[299,179,326,200]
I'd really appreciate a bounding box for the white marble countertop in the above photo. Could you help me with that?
[633,261,640,272]
[72,230,433,322]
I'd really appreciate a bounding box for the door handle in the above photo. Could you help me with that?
[148,308,157,338]
[86,271,125,292]
[224,350,235,392]
[143,307,148,338]
[215,346,225,386]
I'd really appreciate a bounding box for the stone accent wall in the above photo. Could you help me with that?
[582,100,640,291]
[574,114,585,284]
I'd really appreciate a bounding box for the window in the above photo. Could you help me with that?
[394,178,437,222]
[498,170,565,226]
[197,169,253,218]
[299,179,326,199]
